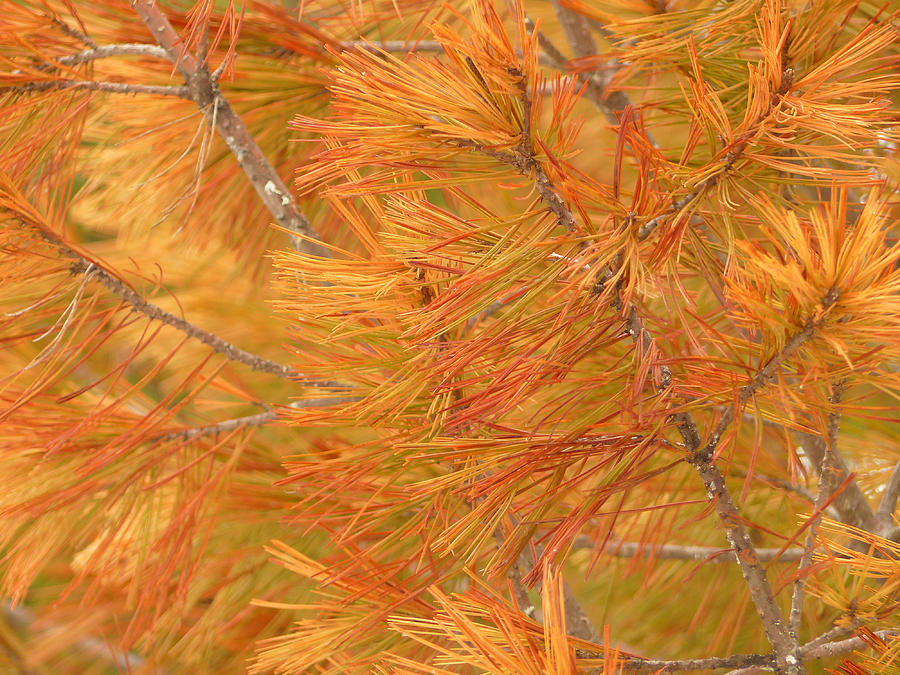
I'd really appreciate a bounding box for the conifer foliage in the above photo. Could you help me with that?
[0,0,899,672]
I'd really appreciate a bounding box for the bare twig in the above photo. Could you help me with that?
[801,629,900,659]
[799,622,858,652]
[607,628,900,672]
[48,15,98,50]
[789,382,844,635]
[130,0,329,258]
[548,0,597,62]
[573,536,805,563]
[618,651,772,672]
[53,43,169,66]
[795,432,880,535]
[64,260,299,378]
[17,218,309,381]
[525,17,632,128]
[2,80,190,98]
[151,397,356,442]
[341,39,445,54]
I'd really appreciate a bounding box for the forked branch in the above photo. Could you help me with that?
[130,0,329,258]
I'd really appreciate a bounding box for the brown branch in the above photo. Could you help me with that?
[697,288,841,464]
[17,218,307,380]
[525,16,632,128]
[602,628,900,672]
[795,432,880,536]
[2,80,190,98]
[789,382,844,635]
[66,260,299,378]
[799,622,858,653]
[548,0,597,62]
[53,43,169,66]
[801,629,900,660]
[686,450,802,673]
[18,215,316,382]
[48,14,98,50]
[130,0,329,258]
[596,286,803,670]
[150,397,356,442]
[573,536,805,563]
[341,39,444,54]
[618,651,773,672]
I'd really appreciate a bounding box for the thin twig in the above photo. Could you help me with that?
[150,397,356,442]
[572,536,805,563]
[548,0,597,63]
[341,39,445,54]
[605,628,900,672]
[789,382,844,636]
[48,15,98,49]
[800,629,900,659]
[697,288,841,464]
[795,431,880,535]
[799,622,858,653]
[130,0,329,258]
[2,80,191,98]
[617,651,772,672]
[68,260,299,378]
[18,220,307,381]
[53,43,169,66]
[525,17,633,129]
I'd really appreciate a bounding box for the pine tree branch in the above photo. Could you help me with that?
[130,0,329,258]
[573,536,805,563]
[47,14,98,50]
[17,219,306,381]
[151,397,355,442]
[635,67,795,242]
[2,80,190,98]
[525,16,633,128]
[675,295,841,673]
[602,629,900,672]
[789,382,844,635]
[799,622,858,653]
[465,76,804,671]
[795,432,880,536]
[53,43,169,66]
[341,40,445,54]
[63,260,299,378]
[617,651,773,672]
[801,629,900,660]
[696,288,840,463]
